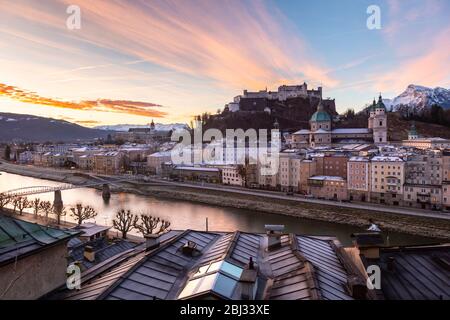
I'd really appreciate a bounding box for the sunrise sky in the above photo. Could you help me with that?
[0,0,449,126]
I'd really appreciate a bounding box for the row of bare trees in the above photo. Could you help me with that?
[113,209,171,239]
[1,193,170,239]
[0,193,98,225]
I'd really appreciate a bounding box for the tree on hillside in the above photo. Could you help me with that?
[70,203,97,225]
[32,198,41,215]
[39,201,53,220]
[16,197,30,215]
[134,213,171,237]
[430,104,445,125]
[113,209,138,239]
[0,194,11,211]
[3,145,11,161]
[344,108,355,119]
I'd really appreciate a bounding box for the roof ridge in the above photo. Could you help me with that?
[289,234,322,300]
[96,229,193,300]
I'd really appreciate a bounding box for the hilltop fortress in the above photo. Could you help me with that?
[225,83,323,112]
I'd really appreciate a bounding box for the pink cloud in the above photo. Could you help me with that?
[2,0,338,90]
[373,27,450,92]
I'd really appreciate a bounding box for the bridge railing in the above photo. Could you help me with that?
[1,176,138,197]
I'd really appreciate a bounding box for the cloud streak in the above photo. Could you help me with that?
[0,83,167,118]
[3,0,338,90]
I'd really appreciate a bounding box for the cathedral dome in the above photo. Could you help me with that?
[310,101,331,122]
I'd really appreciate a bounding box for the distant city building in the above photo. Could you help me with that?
[308,175,348,201]
[347,157,371,202]
[113,121,172,143]
[370,156,404,206]
[222,166,245,186]
[402,137,450,150]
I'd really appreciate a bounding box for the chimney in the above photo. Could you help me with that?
[181,240,201,257]
[265,225,284,251]
[144,234,160,251]
[239,257,258,300]
[84,245,95,262]
[351,233,384,259]
[347,275,368,300]
[387,256,395,272]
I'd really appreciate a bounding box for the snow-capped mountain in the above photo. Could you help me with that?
[94,123,189,132]
[389,85,450,114]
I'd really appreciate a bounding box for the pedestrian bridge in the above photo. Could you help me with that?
[1,177,137,198]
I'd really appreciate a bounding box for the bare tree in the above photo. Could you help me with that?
[70,203,97,225]
[12,197,21,213]
[31,198,41,215]
[16,197,30,215]
[157,219,171,234]
[39,201,53,220]
[0,193,11,211]
[113,209,138,239]
[134,213,171,236]
[237,164,248,187]
[54,206,67,225]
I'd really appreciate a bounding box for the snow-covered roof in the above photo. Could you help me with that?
[349,156,370,162]
[371,156,403,162]
[149,151,172,157]
[332,128,371,134]
[314,129,330,134]
[308,175,345,181]
[175,166,220,172]
[292,129,310,135]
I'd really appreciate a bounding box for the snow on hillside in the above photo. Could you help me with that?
[390,85,450,113]
[94,123,189,132]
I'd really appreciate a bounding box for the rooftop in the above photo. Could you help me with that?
[332,128,371,134]
[308,175,345,181]
[371,156,403,162]
[46,229,367,300]
[72,223,111,238]
[0,214,79,267]
[361,244,450,300]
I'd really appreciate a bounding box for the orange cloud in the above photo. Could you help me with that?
[75,120,101,126]
[0,83,166,118]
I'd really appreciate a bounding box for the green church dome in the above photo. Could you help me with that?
[310,101,331,122]
[376,94,386,110]
[369,98,377,112]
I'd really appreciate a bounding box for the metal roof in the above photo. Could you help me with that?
[297,236,353,300]
[99,230,219,300]
[0,214,79,266]
[365,245,450,300]
[68,237,137,270]
[43,230,373,300]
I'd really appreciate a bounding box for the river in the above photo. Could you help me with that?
[0,171,439,246]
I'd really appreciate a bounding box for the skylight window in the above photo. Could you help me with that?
[178,260,243,299]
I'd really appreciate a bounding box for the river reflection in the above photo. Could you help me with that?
[0,171,439,246]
